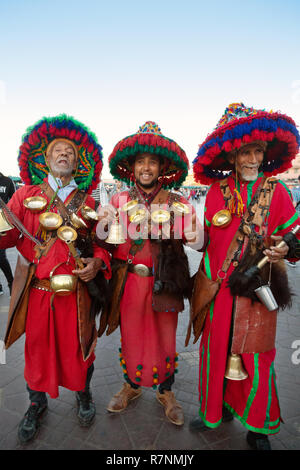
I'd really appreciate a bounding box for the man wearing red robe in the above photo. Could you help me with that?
[190,103,300,450]
[97,121,203,426]
[0,115,111,444]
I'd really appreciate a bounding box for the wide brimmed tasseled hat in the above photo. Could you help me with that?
[193,103,300,185]
[108,121,189,188]
[18,114,103,193]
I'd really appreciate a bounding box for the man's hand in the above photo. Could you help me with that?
[183,213,205,250]
[72,257,104,282]
[263,235,289,263]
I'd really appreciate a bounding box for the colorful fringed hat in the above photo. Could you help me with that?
[18,114,103,193]
[193,103,300,185]
[109,121,189,188]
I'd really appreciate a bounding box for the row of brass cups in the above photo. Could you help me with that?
[106,200,191,244]
[24,197,96,296]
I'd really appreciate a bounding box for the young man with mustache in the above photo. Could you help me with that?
[96,121,203,426]
[190,103,300,450]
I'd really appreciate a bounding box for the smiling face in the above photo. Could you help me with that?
[47,139,78,178]
[228,143,265,182]
[133,153,162,192]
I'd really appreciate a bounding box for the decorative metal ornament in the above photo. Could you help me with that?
[212,209,232,228]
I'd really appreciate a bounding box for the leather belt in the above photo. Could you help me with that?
[32,278,52,292]
[128,263,153,277]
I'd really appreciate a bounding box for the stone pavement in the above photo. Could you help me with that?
[0,244,299,452]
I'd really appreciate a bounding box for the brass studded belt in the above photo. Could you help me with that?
[127,263,153,277]
[32,278,52,292]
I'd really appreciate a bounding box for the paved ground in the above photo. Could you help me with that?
[0,199,299,451]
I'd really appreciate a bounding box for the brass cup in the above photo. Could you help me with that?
[81,205,99,221]
[23,196,47,212]
[0,209,14,233]
[57,226,78,243]
[151,209,170,224]
[129,209,147,224]
[121,200,139,216]
[171,201,190,216]
[212,209,232,228]
[49,262,77,295]
[39,212,63,231]
[70,213,88,229]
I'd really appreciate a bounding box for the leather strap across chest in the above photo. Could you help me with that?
[216,177,278,280]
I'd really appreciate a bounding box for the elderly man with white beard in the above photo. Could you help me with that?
[0,115,111,444]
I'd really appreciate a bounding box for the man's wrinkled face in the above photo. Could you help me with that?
[133,153,162,189]
[229,143,264,182]
[47,140,77,177]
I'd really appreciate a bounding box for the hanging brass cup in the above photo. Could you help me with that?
[81,205,99,221]
[151,209,170,224]
[171,201,190,216]
[129,208,147,224]
[212,209,232,228]
[121,199,139,216]
[224,353,248,381]
[23,196,47,212]
[70,212,88,229]
[49,262,77,295]
[0,209,14,233]
[57,226,78,244]
[39,212,63,231]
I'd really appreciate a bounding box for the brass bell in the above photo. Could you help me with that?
[224,353,248,381]
[0,209,14,233]
[106,214,126,244]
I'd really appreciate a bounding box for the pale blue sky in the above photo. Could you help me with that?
[1,0,300,178]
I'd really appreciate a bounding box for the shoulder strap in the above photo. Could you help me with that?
[40,182,87,222]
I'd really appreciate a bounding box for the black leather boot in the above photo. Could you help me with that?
[18,402,47,444]
[75,389,96,427]
[247,431,271,450]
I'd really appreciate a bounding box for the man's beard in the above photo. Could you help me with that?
[240,168,259,182]
[136,177,158,190]
[50,163,73,178]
